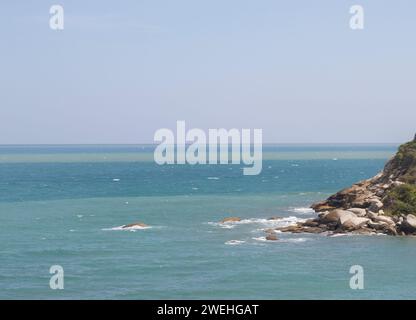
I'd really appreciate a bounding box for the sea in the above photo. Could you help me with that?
[1,144,416,299]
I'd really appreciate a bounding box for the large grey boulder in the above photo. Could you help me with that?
[368,199,384,212]
[400,214,416,234]
[320,209,356,223]
[339,216,370,230]
[347,208,367,217]
[372,215,395,226]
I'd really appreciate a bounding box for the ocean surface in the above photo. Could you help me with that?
[1,144,416,299]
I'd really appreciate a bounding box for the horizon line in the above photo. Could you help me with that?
[0,142,402,146]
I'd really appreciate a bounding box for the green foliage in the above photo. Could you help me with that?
[384,184,416,216]
[393,140,416,183]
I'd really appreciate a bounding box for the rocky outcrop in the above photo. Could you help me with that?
[265,233,278,241]
[122,222,148,228]
[280,135,416,236]
[220,217,242,223]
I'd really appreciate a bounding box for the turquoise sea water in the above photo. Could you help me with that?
[2,144,416,299]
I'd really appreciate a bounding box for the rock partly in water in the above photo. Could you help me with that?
[220,217,242,223]
[265,233,278,241]
[122,222,148,228]
[320,209,355,224]
[400,214,416,234]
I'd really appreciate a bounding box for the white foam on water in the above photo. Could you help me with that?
[208,222,236,229]
[76,214,83,218]
[289,207,315,214]
[281,237,309,243]
[112,178,120,182]
[252,236,267,242]
[208,216,305,229]
[225,240,246,245]
[207,177,220,180]
[328,233,347,238]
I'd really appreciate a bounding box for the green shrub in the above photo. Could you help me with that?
[393,140,416,184]
[384,184,416,216]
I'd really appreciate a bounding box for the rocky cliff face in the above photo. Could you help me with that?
[278,135,416,236]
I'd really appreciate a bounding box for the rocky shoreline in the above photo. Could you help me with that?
[276,135,416,237]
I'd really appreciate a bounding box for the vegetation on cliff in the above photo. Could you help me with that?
[383,184,416,216]
[384,139,416,184]
[380,138,416,216]
[301,134,416,235]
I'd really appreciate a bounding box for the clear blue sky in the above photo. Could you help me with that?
[0,0,415,144]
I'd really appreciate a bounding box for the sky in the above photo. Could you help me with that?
[0,0,415,144]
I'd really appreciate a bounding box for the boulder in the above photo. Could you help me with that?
[302,227,324,234]
[122,222,148,228]
[220,217,241,223]
[265,233,278,241]
[339,217,370,231]
[368,199,384,212]
[383,225,398,236]
[303,219,319,227]
[400,214,416,234]
[311,201,336,212]
[320,209,356,223]
[347,208,367,217]
[367,221,387,230]
[372,214,395,226]
[277,225,303,233]
[367,211,379,219]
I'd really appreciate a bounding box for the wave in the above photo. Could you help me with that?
[207,177,220,180]
[208,216,305,229]
[252,236,267,242]
[281,237,310,243]
[289,207,315,214]
[225,240,246,245]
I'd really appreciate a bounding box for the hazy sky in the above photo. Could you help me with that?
[0,1,415,144]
